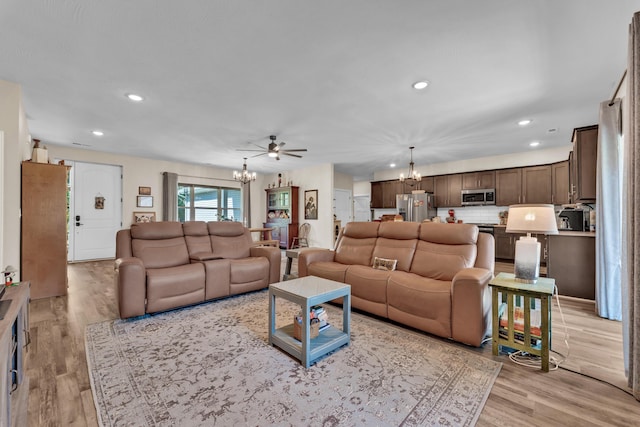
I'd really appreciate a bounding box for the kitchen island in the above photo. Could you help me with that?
[547,231,595,300]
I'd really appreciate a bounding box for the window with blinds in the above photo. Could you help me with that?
[177,184,242,222]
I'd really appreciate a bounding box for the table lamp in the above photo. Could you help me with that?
[506,204,558,283]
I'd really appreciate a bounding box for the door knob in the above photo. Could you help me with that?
[76,222,83,226]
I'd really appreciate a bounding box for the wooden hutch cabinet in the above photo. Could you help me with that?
[571,125,598,203]
[264,186,299,249]
[21,161,68,299]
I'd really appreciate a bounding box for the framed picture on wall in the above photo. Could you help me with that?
[137,195,153,207]
[304,189,318,220]
[138,186,151,195]
[133,211,156,223]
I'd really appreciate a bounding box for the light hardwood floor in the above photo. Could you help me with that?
[24,259,640,426]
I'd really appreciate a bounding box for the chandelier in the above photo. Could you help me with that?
[233,158,256,184]
[399,146,422,184]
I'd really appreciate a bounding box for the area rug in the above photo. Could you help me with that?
[86,290,501,426]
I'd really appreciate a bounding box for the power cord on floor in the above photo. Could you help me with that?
[499,287,635,397]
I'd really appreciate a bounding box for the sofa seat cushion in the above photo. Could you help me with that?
[387,271,452,339]
[229,257,270,294]
[146,263,205,314]
[308,261,350,283]
[345,265,391,318]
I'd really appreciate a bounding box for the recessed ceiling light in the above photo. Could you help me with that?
[92,130,104,136]
[412,81,429,90]
[390,163,396,168]
[529,141,540,147]
[126,93,144,102]
[518,119,532,126]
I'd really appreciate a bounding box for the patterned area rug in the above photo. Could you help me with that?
[86,290,501,426]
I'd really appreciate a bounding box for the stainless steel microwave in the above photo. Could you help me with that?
[461,189,496,206]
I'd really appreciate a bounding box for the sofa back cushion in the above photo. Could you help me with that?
[130,222,190,268]
[334,222,379,266]
[183,221,212,255]
[373,222,419,272]
[208,222,252,259]
[410,222,478,281]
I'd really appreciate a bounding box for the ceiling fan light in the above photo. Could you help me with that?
[268,152,278,158]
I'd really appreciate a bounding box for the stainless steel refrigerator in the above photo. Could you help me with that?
[396,192,437,222]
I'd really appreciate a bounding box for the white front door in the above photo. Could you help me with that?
[333,189,353,225]
[70,161,122,261]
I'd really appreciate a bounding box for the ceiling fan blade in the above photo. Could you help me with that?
[250,153,267,158]
[278,142,286,148]
[282,152,303,158]
[237,149,267,152]
[282,149,308,153]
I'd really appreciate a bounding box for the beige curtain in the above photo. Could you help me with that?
[162,172,178,221]
[623,11,640,400]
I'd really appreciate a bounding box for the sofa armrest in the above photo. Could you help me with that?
[298,249,336,277]
[250,246,282,284]
[450,267,493,347]
[115,257,147,318]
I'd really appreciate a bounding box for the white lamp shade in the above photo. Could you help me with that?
[506,204,558,235]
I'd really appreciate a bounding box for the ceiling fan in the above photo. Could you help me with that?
[237,135,308,160]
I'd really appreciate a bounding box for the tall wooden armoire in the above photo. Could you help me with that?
[21,161,68,299]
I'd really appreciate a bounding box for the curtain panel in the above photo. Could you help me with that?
[162,172,178,222]
[595,99,623,320]
[623,10,640,401]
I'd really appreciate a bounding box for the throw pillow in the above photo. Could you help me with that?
[372,256,397,271]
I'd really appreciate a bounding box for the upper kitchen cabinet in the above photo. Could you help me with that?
[405,175,434,194]
[571,125,598,203]
[496,168,522,205]
[462,170,495,190]
[522,165,552,204]
[370,180,403,208]
[434,174,462,207]
[552,161,571,205]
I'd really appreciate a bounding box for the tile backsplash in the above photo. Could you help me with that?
[436,206,509,224]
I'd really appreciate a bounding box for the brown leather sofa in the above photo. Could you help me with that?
[298,221,494,347]
[115,221,281,318]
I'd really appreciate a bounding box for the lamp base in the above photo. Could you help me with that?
[513,236,540,283]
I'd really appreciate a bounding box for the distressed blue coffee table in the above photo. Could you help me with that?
[269,276,351,368]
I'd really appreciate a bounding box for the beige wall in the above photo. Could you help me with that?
[0,80,32,280]
[261,163,335,249]
[45,145,246,228]
[333,171,353,190]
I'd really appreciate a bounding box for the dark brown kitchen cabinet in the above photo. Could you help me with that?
[434,174,462,207]
[571,125,598,203]
[547,234,595,299]
[494,227,515,260]
[382,180,403,208]
[370,180,402,208]
[496,168,522,205]
[522,165,552,204]
[494,226,548,264]
[399,175,434,194]
[462,170,495,190]
[552,161,571,205]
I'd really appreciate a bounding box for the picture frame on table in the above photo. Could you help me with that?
[304,189,318,220]
[133,211,156,223]
[137,195,153,207]
[138,186,151,195]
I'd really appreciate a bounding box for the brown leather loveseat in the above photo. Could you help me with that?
[115,221,281,318]
[298,221,494,347]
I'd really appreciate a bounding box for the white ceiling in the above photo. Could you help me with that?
[1,1,637,181]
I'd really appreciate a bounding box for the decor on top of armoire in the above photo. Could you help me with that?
[21,161,69,299]
[265,186,298,249]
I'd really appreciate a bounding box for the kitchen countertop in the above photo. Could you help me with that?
[474,224,595,237]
